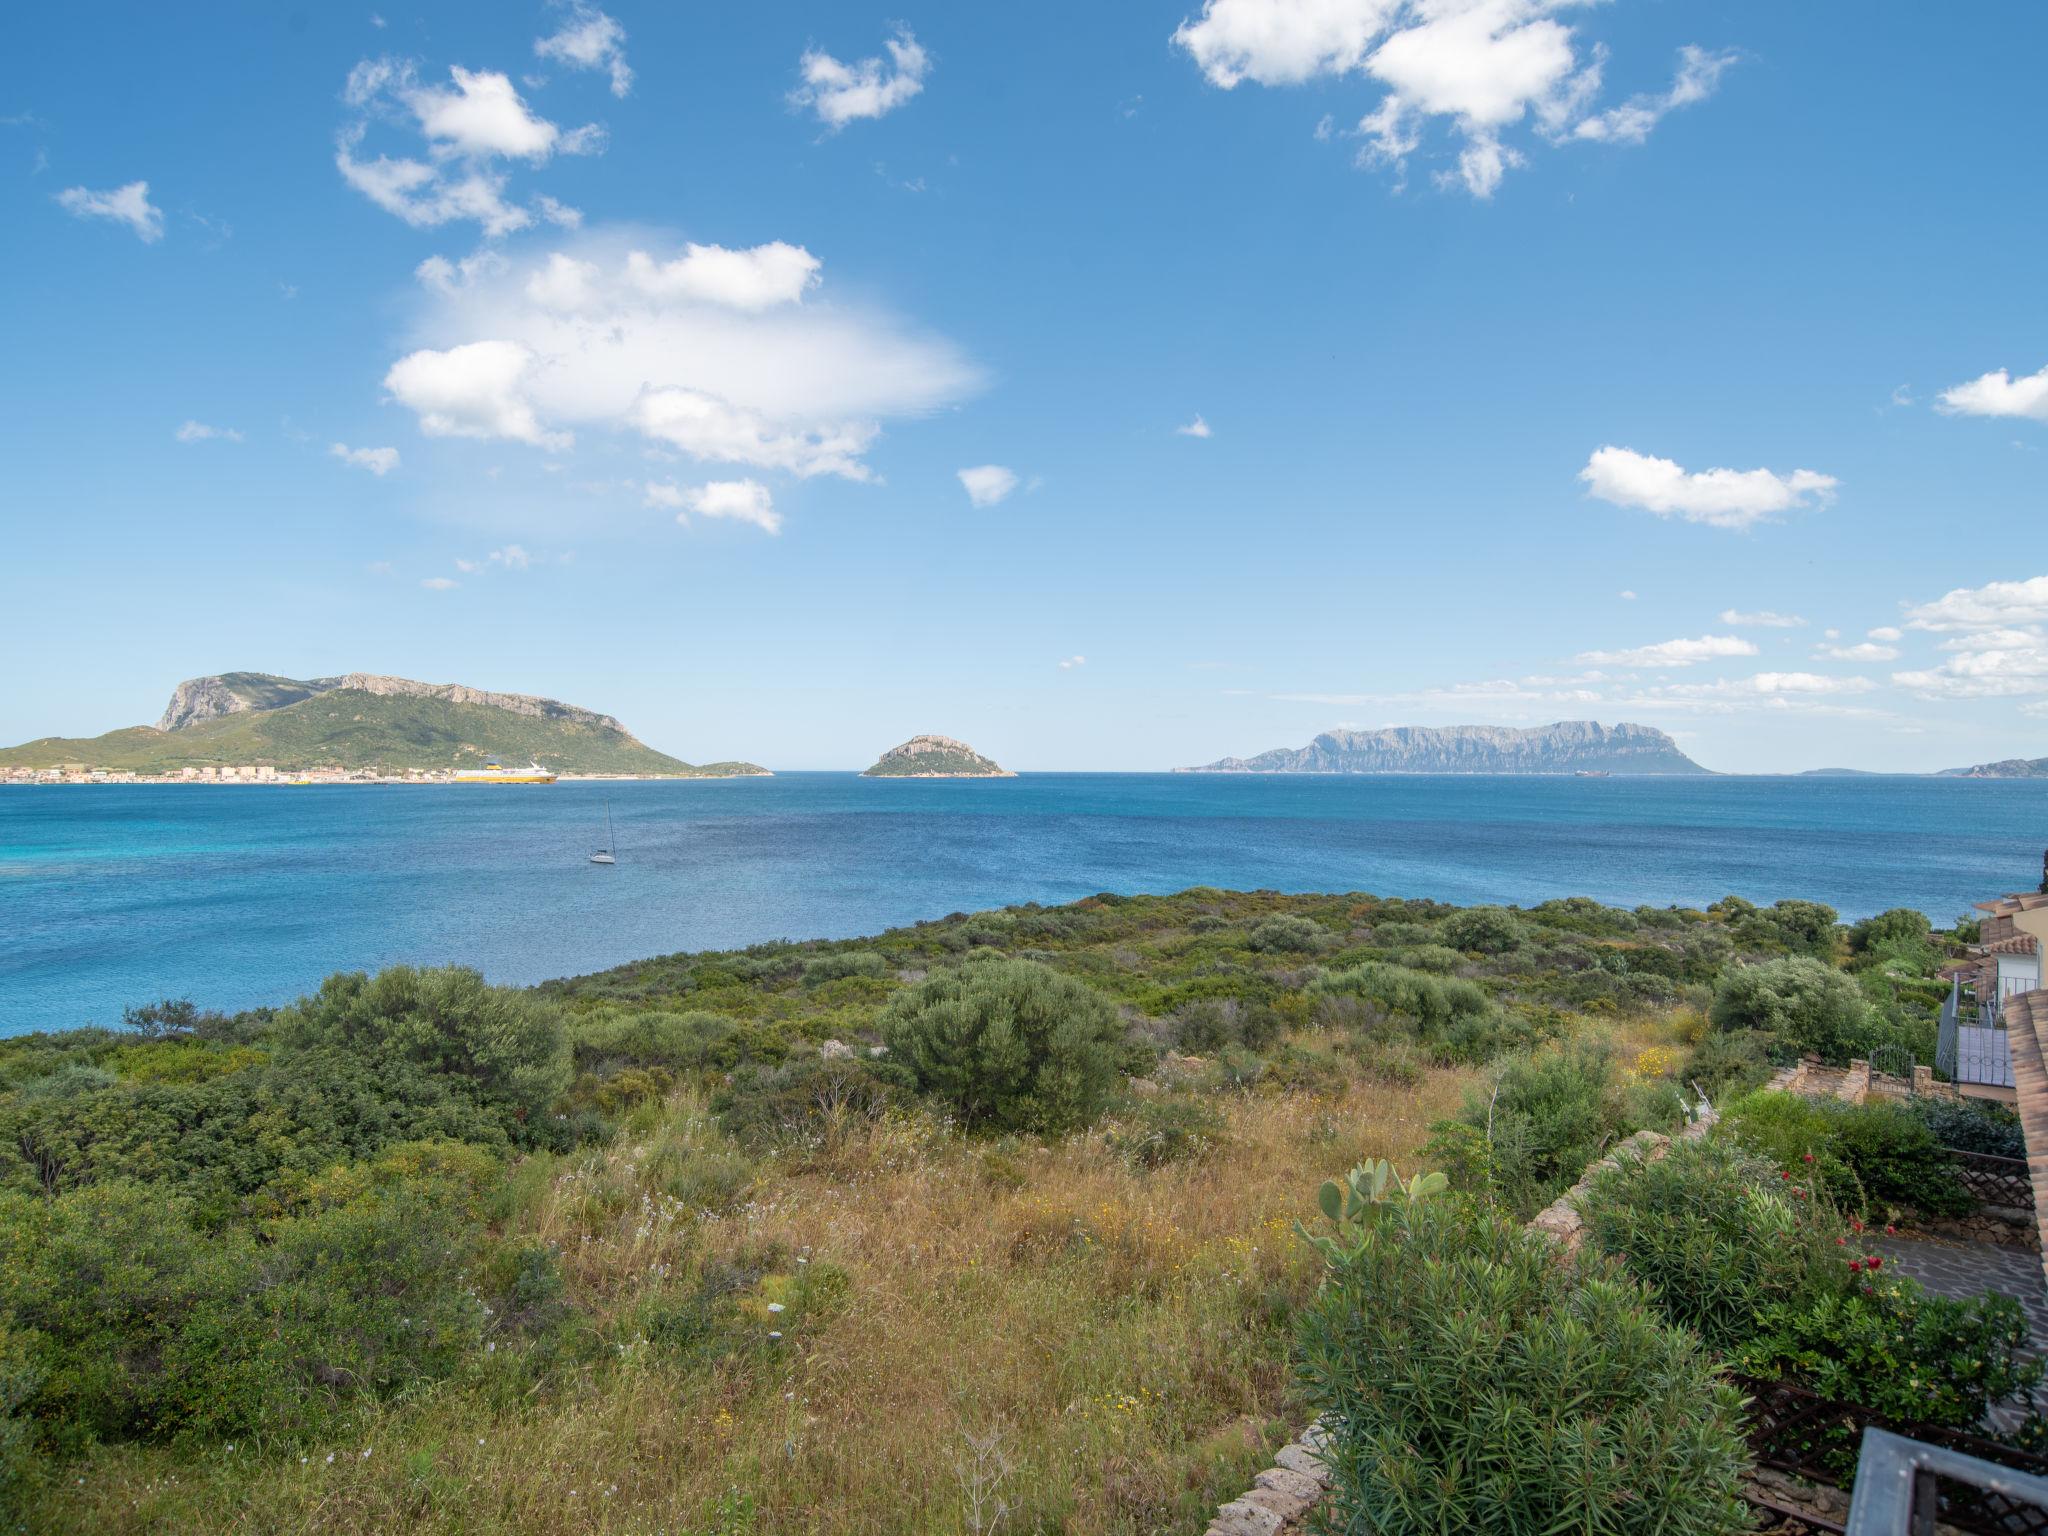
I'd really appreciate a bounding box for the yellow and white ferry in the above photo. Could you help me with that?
[454,761,558,785]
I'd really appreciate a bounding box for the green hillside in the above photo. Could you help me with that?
[1,689,766,777]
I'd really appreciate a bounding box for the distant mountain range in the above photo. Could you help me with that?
[0,672,767,777]
[1936,757,2048,780]
[1183,721,1710,775]
[862,734,1014,778]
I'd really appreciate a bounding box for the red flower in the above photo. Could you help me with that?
[1867,1255,1883,1271]
[1780,1170,1791,1180]
[1836,1237,1847,1246]
[1802,1153,1815,1164]
[1848,1258,1864,1270]
[1885,1225,1896,1236]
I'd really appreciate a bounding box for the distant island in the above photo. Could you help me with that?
[1938,757,2048,780]
[861,734,1014,778]
[1182,720,1710,775]
[0,671,769,779]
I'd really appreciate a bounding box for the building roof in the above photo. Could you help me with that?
[1983,934,2045,957]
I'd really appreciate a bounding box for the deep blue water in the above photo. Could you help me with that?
[2,772,2045,1035]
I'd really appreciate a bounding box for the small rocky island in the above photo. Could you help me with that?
[861,734,1015,778]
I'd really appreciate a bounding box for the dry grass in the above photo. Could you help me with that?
[38,1068,1474,1536]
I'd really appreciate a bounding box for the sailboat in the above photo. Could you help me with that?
[590,798,617,865]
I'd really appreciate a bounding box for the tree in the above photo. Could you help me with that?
[1710,957,1873,1063]
[274,967,570,1132]
[881,958,1124,1133]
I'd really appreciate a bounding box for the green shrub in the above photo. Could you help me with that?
[1105,1096,1226,1169]
[1709,957,1874,1063]
[1911,1096,2026,1160]
[1849,907,1932,956]
[881,959,1124,1133]
[1440,905,1528,955]
[1310,962,1505,1061]
[800,951,890,985]
[1680,1029,1776,1103]
[1171,998,1281,1054]
[1426,1041,1649,1217]
[1577,1134,2041,1446]
[275,966,571,1133]
[1577,1138,1849,1352]
[1247,914,1325,954]
[1296,1180,1750,1536]
[1734,1276,2040,1440]
[712,1058,896,1148]
[1720,1091,1971,1219]
[570,1008,741,1072]
[0,1170,487,1449]
[1392,944,1466,975]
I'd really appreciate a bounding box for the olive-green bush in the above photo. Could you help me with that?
[882,958,1125,1133]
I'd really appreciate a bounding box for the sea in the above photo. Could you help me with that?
[2,772,2044,1037]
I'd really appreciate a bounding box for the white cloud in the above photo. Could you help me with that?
[336,133,532,236]
[489,543,531,568]
[1938,364,2048,424]
[365,61,566,160]
[1890,572,2048,698]
[958,464,1019,507]
[1719,609,1805,628]
[535,3,633,97]
[1580,445,1837,530]
[330,442,401,475]
[1895,636,2048,700]
[523,252,602,310]
[1573,45,1736,144]
[421,576,459,590]
[176,420,243,443]
[1868,626,1902,642]
[55,180,163,242]
[1618,589,1636,601]
[1577,634,1759,668]
[336,58,599,236]
[792,27,930,130]
[630,388,874,479]
[383,340,572,451]
[534,194,583,229]
[1058,654,1087,670]
[1813,641,1899,662]
[389,229,978,480]
[624,242,822,310]
[1904,575,2048,632]
[1173,0,1734,198]
[1173,0,1394,86]
[1176,414,1213,438]
[645,477,781,535]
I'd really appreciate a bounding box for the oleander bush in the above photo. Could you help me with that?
[1296,1172,1751,1536]
[1576,1138,1849,1351]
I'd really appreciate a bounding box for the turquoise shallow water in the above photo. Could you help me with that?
[2,772,2044,1035]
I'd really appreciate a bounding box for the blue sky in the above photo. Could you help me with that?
[3,1,2045,774]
